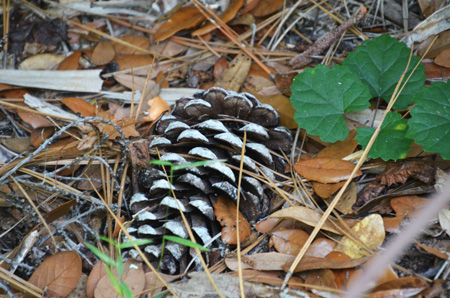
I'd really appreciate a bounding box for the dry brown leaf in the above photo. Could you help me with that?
[230,269,304,290]
[270,206,343,235]
[313,181,346,199]
[112,36,150,55]
[391,196,429,217]
[0,88,28,100]
[417,30,450,58]
[423,60,450,80]
[91,41,116,65]
[434,48,450,68]
[243,75,276,94]
[286,255,369,273]
[415,242,448,259]
[192,0,244,36]
[17,111,53,129]
[316,130,358,159]
[240,0,261,14]
[213,195,251,244]
[94,260,145,298]
[114,54,154,71]
[215,53,251,92]
[418,0,446,17]
[28,251,82,297]
[19,53,65,70]
[305,238,337,258]
[334,214,385,259]
[250,0,284,17]
[294,158,362,184]
[271,229,309,255]
[61,97,96,117]
[305,269,338,289]
[154,6,206,42]
[30,127,54,148]
[274,72,297,97]
[254,217,304,233]
[142,96,171,122]
[86,261,107,298]
[225,252,294,271]
[322,182,357,215]
[370,277,428,298]
[1,137,30,153]
[113,73,160,100]
[213,56,229,80]
[58,51,82,70]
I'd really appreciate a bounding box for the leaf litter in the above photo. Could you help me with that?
[0,0,450,297]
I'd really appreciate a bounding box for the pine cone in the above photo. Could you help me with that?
[127,87,292,273]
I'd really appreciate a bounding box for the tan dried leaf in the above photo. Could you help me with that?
[215,53,251,92]
[294,158,362,183]
[91,41,116,65]
[19,54,65,70]
[270,206,343,235]
[28,251,82,297]
[86,261,107,298]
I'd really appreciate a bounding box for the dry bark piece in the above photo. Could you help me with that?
[290,7,367,69]
[377,160,436,187]
[28,251,82,297]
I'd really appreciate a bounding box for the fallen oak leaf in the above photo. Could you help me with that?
[270,206,343,235]
[28,251,82,297]
[270,229,309,255]
[294,158,362,184]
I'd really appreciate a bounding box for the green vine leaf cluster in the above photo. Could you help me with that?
[290,34,450,161]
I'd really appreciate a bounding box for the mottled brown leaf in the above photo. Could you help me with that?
[213,195,251,244]
[271,229,309,255]
[377,160,435,187]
